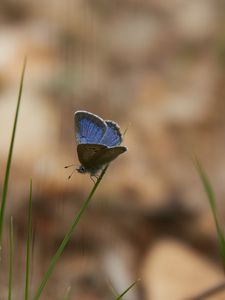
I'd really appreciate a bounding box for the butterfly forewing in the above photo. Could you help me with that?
[75,111,107,144]
[100,120,123,147]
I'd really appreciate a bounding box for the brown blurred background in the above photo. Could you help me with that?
[1,0,225,299]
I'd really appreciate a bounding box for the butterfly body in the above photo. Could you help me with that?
[75,111,127,176]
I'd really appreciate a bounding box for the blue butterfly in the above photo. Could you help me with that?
[74,110,128,177]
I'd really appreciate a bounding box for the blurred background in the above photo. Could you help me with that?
[1,0,225,299]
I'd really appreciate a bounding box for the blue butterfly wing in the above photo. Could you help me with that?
[75,111,107,144]
[100,120,123,147]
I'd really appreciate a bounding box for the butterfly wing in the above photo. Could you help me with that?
[90,146,128,167]
[77,143,108,168]
[100,120,123,147]
[75,111,107,144]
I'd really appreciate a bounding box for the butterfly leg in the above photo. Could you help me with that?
[90,175,96,184]
[90,174,99,184]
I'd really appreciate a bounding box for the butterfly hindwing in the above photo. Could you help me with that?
[75,111,107,144]
[100,120,123,147]
[90,146,127,167]
[77,143,108,168]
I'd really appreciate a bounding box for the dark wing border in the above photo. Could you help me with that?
[100,120,123,147]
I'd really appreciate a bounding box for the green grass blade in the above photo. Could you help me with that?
[106,279,119,298]
[63,286,71,300]
[116,279,140,300]
[33,165,108,300]
[194,158,225,267]
[0,58,27,245]
[25,180,33,300]
[8,217,14,300]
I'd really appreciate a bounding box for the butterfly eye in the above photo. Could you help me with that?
[76,165,86,174]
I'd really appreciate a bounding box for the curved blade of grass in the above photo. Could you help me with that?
[63,286,71,300]
[24,180,33,300]
[115,279,140,300]
[0,58,27,246]
[33,165,108,300]
[106,279,119,298]
[194,158,225,268]
[8,217,14,300]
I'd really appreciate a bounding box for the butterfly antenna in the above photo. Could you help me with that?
[64,164,75,169]
[68,169,76,180]
[123,122,131,137]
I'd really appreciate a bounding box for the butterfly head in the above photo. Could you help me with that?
[76,165,87,174]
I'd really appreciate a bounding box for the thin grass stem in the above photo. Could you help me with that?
[194,158,225,268]
[33,165,108,300]
[106,279,119,298]
[63,286,71,300]
[8,217,14,300]
[116,279,140,300]
[25,180,33,300]
[0,58,27,246]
